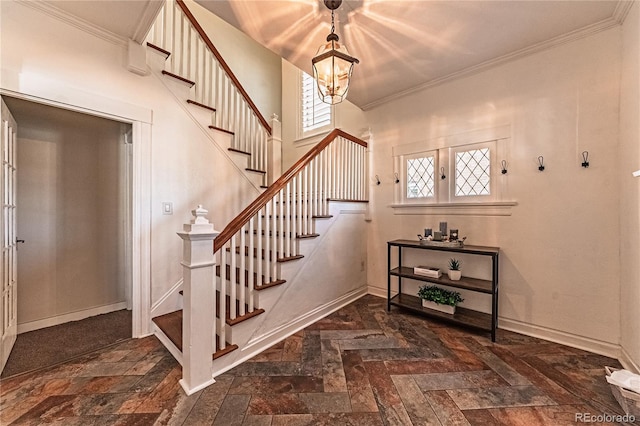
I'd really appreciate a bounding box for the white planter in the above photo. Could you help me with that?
[447,270,462,280]
[421,299,456,314]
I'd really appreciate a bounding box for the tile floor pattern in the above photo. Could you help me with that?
[0,295,634,425]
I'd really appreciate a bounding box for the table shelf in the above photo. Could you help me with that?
[387,239,500,341]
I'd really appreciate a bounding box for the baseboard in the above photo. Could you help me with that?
[212,286,368,377]
[499,317,621,359]
[367,285,387,299]
[17,302,128,334]
[369,286,625,362]
[619,346,640,373]
[152,323,183,365]
[150,278,183,318]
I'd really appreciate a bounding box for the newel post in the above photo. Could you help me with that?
[267,113,282,185]
[177,205,219,395]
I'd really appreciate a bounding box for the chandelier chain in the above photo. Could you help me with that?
[331,9,335,35]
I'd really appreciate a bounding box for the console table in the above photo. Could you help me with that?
[387,239,500,342]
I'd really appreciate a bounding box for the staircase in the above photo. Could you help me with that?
[146,0,274,189]
[144,0,370,394]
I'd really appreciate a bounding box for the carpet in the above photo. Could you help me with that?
[1,309,132,378]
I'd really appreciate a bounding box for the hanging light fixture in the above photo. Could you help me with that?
[312,0,359,105]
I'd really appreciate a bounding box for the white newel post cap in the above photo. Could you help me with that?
[179,205,218,237]
[186,204,214,233]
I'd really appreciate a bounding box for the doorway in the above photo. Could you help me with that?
[1,96,133,375]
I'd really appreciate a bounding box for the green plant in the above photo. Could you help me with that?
[448,258,461,271]
[417,285,464,306]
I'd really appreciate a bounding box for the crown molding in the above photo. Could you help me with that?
[16,0,128,47]
[362,13,624,111]
[613,0,635,24]
[132,1,165,44]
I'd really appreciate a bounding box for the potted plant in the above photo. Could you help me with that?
[417,285,464,314]
[447,258,462,281]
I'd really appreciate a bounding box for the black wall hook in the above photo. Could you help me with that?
[501,160,508,174]
[394,173,400,183]
[581,151,589,168]
[440,167,446,180]
[538,156,545,171]
[375,175,381,185]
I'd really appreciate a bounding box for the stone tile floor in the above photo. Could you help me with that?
[0,295,634,425]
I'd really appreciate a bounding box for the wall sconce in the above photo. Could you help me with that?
[538,156,545,171]
[501,160,508,174]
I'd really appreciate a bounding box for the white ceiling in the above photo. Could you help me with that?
[39,0,630,109]
[194,0,628,109]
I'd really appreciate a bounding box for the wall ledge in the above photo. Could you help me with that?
[390,201,517,216]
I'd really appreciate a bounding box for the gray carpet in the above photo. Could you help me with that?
[1,309,132,378]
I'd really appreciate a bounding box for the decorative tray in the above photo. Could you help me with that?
[418,240,464,248]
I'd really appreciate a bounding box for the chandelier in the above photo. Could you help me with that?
[312,0,359,105]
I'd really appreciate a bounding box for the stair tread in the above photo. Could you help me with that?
[216,264,288,287]
[161,70,195,87]
[228,147,251,156]
[245,230,319,239]
[209,125,234,135]
[146,42,170,58]
[225,246,304,263]
[153,310,238,359]
[178,290,265,325]
[245,168,266,174]
[255,279,286,291]
[215,290,265,325]
[187,99,216,112]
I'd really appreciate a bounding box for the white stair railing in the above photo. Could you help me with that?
[147,0,271,173]
[212,130,368,353]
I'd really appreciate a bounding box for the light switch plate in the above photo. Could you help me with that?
[162,202,173,215]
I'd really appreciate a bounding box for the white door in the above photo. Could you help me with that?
[1,98,18,373]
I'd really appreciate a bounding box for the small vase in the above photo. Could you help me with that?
[448,270,462,281]
[421,299,456,314]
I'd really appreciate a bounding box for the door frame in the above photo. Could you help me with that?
[0,84,153,338]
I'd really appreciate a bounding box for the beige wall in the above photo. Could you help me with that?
[619,1,640,370]
[12,100,127,325]
[186,0,282,121]
[364,28,622,353]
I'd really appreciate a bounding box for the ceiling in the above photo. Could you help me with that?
[194,0,628,109]
[36,0,630,110]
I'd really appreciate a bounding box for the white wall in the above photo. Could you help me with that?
[619,1,640,370]
[281,59,368,169]
[185,0,282,121]
[365,28,622,352]
[0,0,263,308]
[12,100,127,325]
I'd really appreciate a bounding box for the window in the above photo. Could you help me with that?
[301,71,332,135]
[406,154,436,199]
[392,127,513,210]
[455,148,491,197]
[392,127,515,215]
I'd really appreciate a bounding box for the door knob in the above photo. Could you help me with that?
[16,239,24,244]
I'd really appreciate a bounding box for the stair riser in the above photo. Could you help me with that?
[186,102,217,128]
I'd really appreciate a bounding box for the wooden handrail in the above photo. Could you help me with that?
[176,0,272,135]
[214,129,367,251]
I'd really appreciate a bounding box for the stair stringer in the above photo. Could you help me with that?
[146,47,266,191]
[210,201,368,376]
